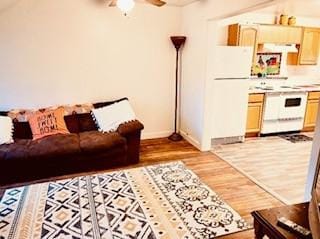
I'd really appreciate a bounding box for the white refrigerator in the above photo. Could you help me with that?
[210,46,253,144]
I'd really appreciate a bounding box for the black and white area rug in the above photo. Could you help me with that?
[0,161,250,239]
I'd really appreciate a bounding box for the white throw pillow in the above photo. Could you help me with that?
[92,100,136,132]
[0,116,13,145]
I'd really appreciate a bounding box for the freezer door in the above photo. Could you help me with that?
[212,46,253,79]
[211,79,249,139]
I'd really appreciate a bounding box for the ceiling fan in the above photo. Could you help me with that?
[109,0,166,15]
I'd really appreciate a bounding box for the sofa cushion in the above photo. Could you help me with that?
[1,139,32,160]
[0,144,8,160]
[64,114,80,133]
[79,131,126,153]
[13,121,33,140]
[28,134,81,158]
[77,113,98,132]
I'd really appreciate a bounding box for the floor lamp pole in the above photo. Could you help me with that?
[169,36,186,142]
[174,48,179,134]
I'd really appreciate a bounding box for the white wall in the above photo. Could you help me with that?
[0,0,181,139]
[180,0,278,150]
[180,2,207,149]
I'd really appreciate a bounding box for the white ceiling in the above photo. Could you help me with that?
[1,0,320,17]
[153,0,320,17]
[165,0,198,6]
[256,0,320,18]
[166,0,320,18]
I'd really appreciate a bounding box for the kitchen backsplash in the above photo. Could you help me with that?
[251,51,320,85]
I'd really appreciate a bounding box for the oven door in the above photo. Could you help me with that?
[278,92,307,119]
[263,92,281,121]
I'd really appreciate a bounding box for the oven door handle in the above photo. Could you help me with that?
[278,117,304,121]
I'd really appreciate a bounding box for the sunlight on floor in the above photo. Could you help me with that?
[211,133,314,204]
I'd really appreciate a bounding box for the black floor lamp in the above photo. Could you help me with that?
[169,36,186,142]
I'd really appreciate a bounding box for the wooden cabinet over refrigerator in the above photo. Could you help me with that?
[228,24,258,63]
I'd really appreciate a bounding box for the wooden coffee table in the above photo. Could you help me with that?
[252,203,312,239]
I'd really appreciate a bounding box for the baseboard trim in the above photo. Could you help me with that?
[142,131,172,140]
[142,130,203,151]
[180,130,201,150]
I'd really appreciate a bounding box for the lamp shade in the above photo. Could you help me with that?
[170,36,186,50]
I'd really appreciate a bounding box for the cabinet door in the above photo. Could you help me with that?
[239,25,258,64]
[246,102,263,133]
[304,99,319,129]
[258,25,302,44]
[299,28,320,65]
[239,26,258,47]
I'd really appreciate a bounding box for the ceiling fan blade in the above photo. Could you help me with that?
[109,0,117,7]
[145,0,166,7]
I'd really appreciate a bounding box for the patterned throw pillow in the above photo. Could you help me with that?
[0,116,13,145]
[7,103,93,122]
[28,107,70,140]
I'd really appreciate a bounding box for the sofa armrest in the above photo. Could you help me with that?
[117,120,144,164]
[117,120,144,136]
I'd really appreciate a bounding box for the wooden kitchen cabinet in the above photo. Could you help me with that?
[228,23,320,66]
[303,91,320,131]
[228,24,258,62]
[246,103,263,133]
[228,24,259,46]
[246,94,264,134]
[299,28,320,65]
[258,24,302,44]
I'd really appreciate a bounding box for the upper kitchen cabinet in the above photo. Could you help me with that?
[299,28,320,65]
[228,24,259,47]
[258,25,302,44]
[288,27,320,65]
[228,23,320,66]
[228,24,258,62]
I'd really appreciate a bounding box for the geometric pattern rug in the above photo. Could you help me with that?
[0,161,250,239]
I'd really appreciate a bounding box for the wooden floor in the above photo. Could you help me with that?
[213,133,312,204]
[0,138,283,238]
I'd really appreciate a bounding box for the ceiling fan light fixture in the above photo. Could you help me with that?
[116,0,135,15]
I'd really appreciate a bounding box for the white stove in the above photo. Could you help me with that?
[261,91,308,134]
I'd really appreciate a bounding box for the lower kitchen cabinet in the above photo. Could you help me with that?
[246,94,264,134]
[303,91,320,131]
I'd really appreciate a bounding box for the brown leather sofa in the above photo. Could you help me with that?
[0,98,144,186]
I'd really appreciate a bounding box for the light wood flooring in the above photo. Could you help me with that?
[213,133,313,205]
[0,138,283,238]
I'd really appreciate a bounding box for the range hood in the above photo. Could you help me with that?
[263,43,298,53]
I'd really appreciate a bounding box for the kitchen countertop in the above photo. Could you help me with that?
[249,84,320,94]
